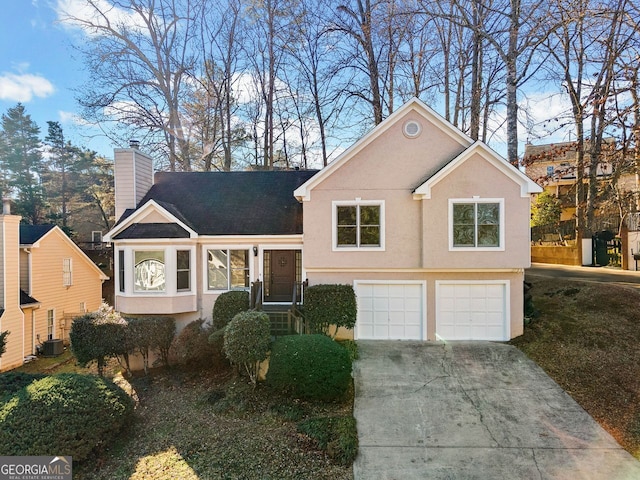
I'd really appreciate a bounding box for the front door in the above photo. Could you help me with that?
[265,250,296,302]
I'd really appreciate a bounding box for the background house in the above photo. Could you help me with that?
[0,199,108,372]
[524,140,638,231]
[105,98,540,342]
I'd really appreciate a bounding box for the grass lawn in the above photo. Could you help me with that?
[12,355,354,479]
[512,274,640,460]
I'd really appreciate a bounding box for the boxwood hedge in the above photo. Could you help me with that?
[0,373,134,461]
[266,334,352,401]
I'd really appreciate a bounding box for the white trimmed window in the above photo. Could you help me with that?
[449,198,504,250]
[63,258,72,286]
[207,249,250,291]
[333,200,385,250]
[47,309,55,340]
[176,250,191,291]
[134,250,166,292]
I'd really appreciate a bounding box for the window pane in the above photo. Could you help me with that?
[134,251,165,291]
[477,203,500,246]
[478,225,500,246]
[453,204,475,225]
[118,250,125,293]
[177,271,190,290]
[337,206,357,226]
[477,203,499,225]
[208,250,228,290]
[359,206,380,226]
[453,204,476,247]
[337,226,357,246]
[360,226,380,246]
[177,250,190,291]
[177,250,190,269]
[230,250,249,290]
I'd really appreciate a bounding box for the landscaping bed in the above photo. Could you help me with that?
[72,367,353,479]
[512,275,640,459]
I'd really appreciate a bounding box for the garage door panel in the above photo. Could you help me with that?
[356,282,424,340]
[436,282,507,341]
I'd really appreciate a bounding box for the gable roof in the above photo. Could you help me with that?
[294,97,473,201]
[114,223,190,240]
[413,141,542,199]
[19,224,56,245]
[20,225,109,281]
[108,170,318,239]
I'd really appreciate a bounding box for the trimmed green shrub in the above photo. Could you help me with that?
[0,373,134,461]
[266,334,352,401]
[148,316,176,368]
[0,372,46,402]
[298,416,358,466]
[124,316,176,373]
[304,284,357,337]
[0,330,8,358]
[212,291,250,331]
[70,304,128,375]
[171,319,216,367]
[223,311,271,386]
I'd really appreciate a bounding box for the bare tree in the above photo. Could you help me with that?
[59,0,201,171]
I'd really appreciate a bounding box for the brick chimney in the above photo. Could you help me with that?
[114,142,154,220]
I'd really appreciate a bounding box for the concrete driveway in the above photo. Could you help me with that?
[353,341,640,480]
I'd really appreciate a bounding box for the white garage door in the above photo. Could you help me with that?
[436,282,508,341]
[356,282,424,340]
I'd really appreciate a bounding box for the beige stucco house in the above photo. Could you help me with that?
[0,200,108,372]
[104,98,541,342]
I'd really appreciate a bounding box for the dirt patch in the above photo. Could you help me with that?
[512,275,640,459]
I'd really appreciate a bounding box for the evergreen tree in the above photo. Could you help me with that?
[0,104,45,224]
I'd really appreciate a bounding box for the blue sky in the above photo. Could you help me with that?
[0,0,113,158]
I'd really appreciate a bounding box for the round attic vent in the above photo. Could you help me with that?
[403,120,422,138]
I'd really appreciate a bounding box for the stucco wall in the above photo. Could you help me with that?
[423,154,532,269]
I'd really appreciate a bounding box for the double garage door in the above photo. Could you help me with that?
[355,281,508,341]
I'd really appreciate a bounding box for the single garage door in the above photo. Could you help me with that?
[436,281,508,341]
[355,282,424,340]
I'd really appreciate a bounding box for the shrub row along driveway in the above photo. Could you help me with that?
[353,341,640,480]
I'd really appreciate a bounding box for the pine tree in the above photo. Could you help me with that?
[0,104,45,224]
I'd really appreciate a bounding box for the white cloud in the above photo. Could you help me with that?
[55,0,147,36]
[0,72,55,102]
[58,110,90,125]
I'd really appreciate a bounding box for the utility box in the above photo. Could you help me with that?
[42,339,64,357]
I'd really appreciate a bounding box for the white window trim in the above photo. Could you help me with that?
[448,198,505,251]
[47,309,55,340]
[332,200,385,251]
[63,258,72,287]
[133,249,167,293]
[203,245,253,293]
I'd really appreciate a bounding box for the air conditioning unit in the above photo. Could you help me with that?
[42,339,64,357]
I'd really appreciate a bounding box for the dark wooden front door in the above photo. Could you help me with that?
[266,250,296,302]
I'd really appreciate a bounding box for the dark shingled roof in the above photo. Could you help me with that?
[129,170,319,236]
[20,289,40,306]
[19,224,56,245]
[114,222,190,239]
